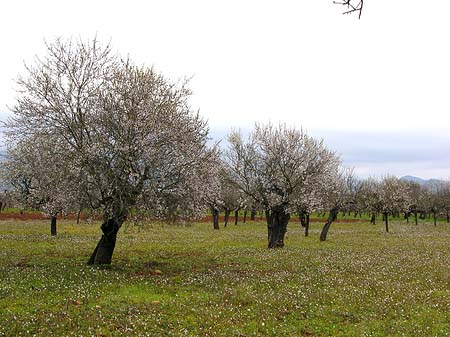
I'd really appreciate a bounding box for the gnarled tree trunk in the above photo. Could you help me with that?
[267,205,290,248]
[320,207,338,241]
[211,206,219,230]
[88,210,128,265]
[299,210,310,237]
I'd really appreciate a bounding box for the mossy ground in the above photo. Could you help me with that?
[0,218,449,336]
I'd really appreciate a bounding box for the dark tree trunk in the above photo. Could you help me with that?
[370,213,376,225]
[243,210,247,224]
[414,211,418,225]
[384,212,389,233]
[224,208,230,227]
[320,207,338,241]
[50,215,57,236]
[250,208,256,221]
[267,206,290,248]
[446,211,449,223]
[304,213,310,237]
[299,210,307,227]
[234,210,239,225]
[211,207,219,230]
[88,210,127,265]
[433,212,437,227]
[404,212,409,224]
[76,208,82,224]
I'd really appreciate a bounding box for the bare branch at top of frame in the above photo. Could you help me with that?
[333,0,364,19]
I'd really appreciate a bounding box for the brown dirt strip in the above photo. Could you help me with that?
[0,212,362,223]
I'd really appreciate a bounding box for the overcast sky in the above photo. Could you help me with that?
[1,0,450,179]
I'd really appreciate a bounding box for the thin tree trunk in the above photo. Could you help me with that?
[50,215,57,236]
[384,212,389,233]
[320,207,338,241]
[234,210,239,225]
[433,212,437,227]
[414,211,418,225]
[224,208,230,227]
[76,208,82,224]
[243,210,247,224]
[370,213,376,225]
[304,213,310,237]
[446,211,449,223]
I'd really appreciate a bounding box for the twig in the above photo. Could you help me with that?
[333,0,364,19]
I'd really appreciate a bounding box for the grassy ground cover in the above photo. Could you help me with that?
[0,219,449,336]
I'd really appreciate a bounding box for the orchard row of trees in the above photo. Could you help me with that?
[213,170,450,237]
[0,37,444,265]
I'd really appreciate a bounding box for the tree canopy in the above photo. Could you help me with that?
[4,37,219,264]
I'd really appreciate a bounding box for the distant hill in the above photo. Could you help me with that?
[400,175,427,185]
[400,175,444,189]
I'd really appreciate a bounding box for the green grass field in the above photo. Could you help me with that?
[0,219,449,336]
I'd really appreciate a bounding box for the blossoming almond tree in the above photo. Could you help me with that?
[5,37,218,265]
[225,123,341,248]
[1,134,81,235]
[318,168,358,241]
[357,177,382,225]
[378,176,410,232]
